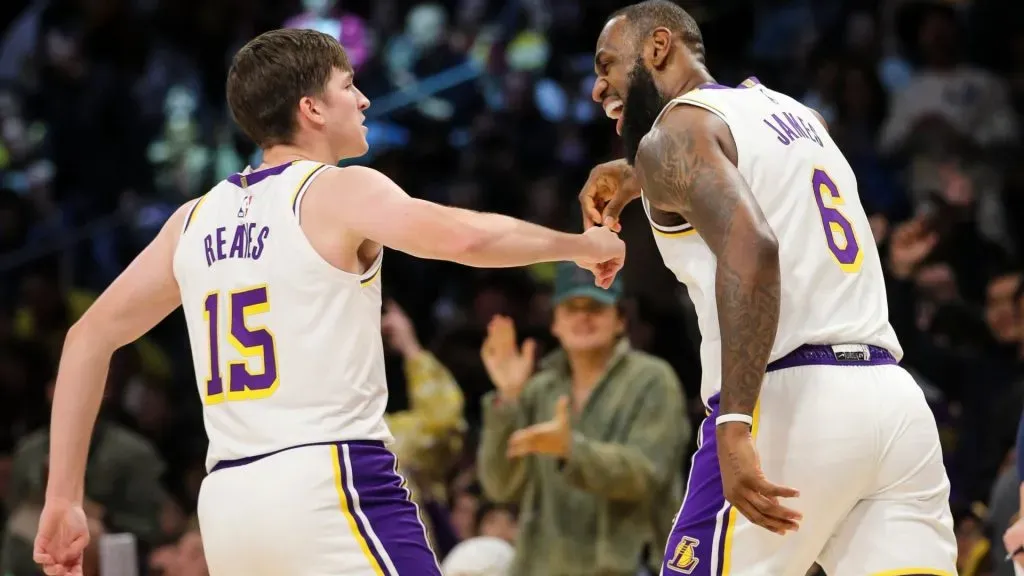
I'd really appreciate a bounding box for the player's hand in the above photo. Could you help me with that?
[1004,515,1024,566]
[381,299,423,358]
[716,422,802,535]
[481,315,536,403]
[579,159,641,232]
[34,498,90,576]
[576,226,625,289]
[887,217,938,280]
[507,396,571,458]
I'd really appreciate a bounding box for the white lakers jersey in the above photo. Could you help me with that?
[642,78,902,404]
[173,160,392,471]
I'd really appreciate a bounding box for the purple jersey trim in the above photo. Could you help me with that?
[226,161,295,188]
[209,439,385,473]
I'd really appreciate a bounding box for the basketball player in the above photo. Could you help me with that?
[32,29,624,576]
[579,2,957,575]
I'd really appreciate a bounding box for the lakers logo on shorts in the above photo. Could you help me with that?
[666,536,700,574]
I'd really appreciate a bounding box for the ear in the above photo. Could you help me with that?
[615,313,627,337]
[645,27,674,70]
[298,95,326,128]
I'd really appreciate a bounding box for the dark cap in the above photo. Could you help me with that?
[552,262,623,306]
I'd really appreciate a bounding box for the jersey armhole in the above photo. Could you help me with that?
[286,163,385,288]
[181,194,209,235]
[291,163,333,224]
[358,248,384,287]
[640,194,695,236]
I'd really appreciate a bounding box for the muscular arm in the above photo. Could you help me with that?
[46,203,187,504]
[314,166,608,267]
[634,105,780,419]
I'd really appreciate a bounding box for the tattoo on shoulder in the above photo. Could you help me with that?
[635,124,739,254]
[636,115,780,419]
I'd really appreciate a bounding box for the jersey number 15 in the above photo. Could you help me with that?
[201,285,280,404]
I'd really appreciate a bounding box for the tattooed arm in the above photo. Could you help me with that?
[634,105,799,534]
[633,104,780,421]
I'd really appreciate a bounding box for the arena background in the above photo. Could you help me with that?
[0,0,1022,574]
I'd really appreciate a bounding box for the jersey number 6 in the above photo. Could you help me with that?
[812,168,863,273]
[202,285,280,404]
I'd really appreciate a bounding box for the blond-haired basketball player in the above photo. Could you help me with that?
[33,29,623,576]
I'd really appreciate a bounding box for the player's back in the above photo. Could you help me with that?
[173,160,391,471]
[643,78,901,403]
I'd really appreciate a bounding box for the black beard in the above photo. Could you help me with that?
[621,60,670,166]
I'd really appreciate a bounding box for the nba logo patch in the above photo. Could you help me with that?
[238,194,253,218]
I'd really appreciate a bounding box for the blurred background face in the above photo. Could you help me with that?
[450,489,480,541]
[986,273,1022,343]
[550,297,624,353]
[915,262,958,304]
[477,507,517,543]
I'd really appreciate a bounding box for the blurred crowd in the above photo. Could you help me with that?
[0,0,1023,574]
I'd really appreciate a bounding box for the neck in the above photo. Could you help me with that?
[260,141,337,169]
[670,63,716,99]
[566,344,615,392]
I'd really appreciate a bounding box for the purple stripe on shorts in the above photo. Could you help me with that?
[226,161,294,188]
[766,344,897,372]
[337,445,391,573]
[663,395,727,575]
[342,442,442,576]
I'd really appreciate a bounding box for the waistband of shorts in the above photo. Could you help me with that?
[209,439,386,473]
[766,344,898,372]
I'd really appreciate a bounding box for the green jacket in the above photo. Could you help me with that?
[478,340,690,576]
[1,421,166,576]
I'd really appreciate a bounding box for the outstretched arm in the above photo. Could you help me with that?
[46,203,187,504]
[634,105,780,425]
[313,166,622,272]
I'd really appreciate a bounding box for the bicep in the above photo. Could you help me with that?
[635,109,774,255]
[357,195,480,260]
[75,205,185,350]
[323,167,478,259]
